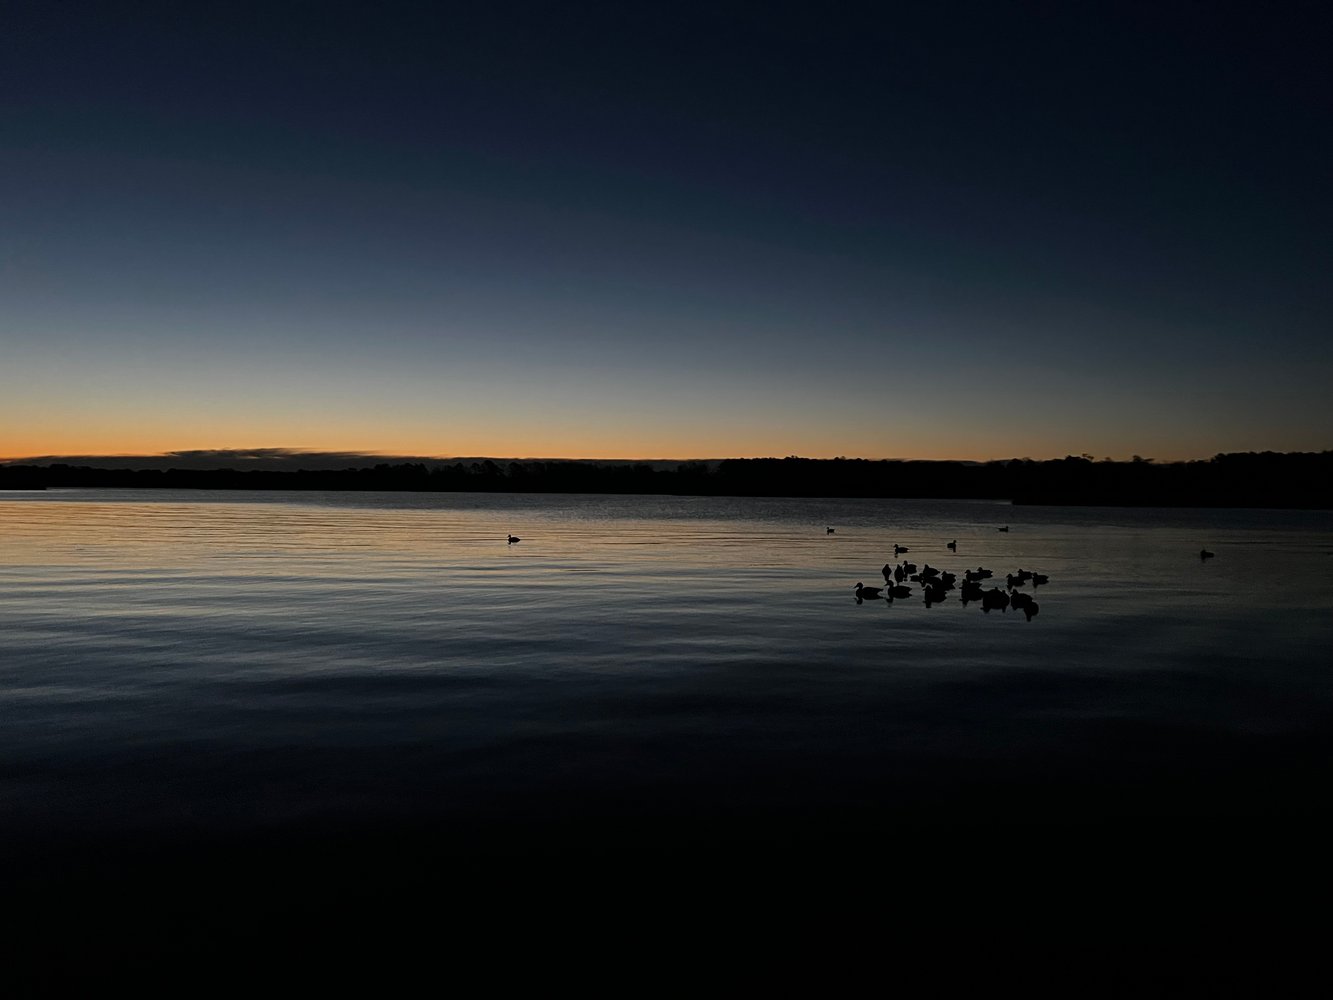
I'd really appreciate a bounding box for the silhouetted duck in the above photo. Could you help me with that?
[893,563,907,583]
[827,527,835,534]
[902,562,917,574]
[920,564,940,580]
[853,583,883,603]
[888,584,912,600]
[881,563,894,584]
[923,583,948,606]
[960,580,984,605]
[965,567,993,581]
[1009,592,1039,621]
[998,526,1009,532]
[1031,572,1049,586]
[894,544,909,556]
[507,534,521,544]
[1200,549,1215,560]
[980,588,1010,613]
[946,539,957,551]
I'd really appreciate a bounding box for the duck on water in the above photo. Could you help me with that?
[853,583,883,603]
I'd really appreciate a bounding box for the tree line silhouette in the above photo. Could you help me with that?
[2,451,1331,508]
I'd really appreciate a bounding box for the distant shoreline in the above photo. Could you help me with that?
[3,451,1331,509]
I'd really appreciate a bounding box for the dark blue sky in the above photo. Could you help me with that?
[4,0,1330,459]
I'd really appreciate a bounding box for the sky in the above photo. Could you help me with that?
[3,0,1330,462]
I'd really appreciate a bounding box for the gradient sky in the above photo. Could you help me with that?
[3,1,1330,461]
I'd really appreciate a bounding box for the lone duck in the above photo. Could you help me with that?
[1200,549,1215,560]
[947,539,957,551]
[893,544,909,556]
[998,526,1009,533]
[827,527,835,534]
[507,534,521,544]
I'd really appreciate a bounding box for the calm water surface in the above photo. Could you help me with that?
[3,489,1331,846]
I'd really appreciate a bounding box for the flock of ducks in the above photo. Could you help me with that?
[505,525,1215,620]
[850,536,1048,621]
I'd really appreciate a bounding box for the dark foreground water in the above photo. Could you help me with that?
[3,490,1331,982]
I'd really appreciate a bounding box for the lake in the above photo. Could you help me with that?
[3,489,1332,974]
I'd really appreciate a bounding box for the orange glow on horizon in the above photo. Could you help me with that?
[0,428,1264,466]
[3,386,1320,465]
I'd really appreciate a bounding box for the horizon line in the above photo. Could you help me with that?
[4,446,1329,467]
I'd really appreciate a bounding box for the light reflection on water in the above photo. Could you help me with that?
[2,489,1331,839]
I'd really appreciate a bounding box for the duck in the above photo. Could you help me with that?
[853,582,883,602]
[827,527,836,534]
[980,588,1010,613]
[888,584,912,600]
[507,534,521,544]
[881,563,894,584]
[946,539,957,551]
[893,544,909,556]
[1031,572,1049,586]
[998,526,1009,532]
[1009,591,1034,611]
[1200,549,1215,560]
[923,583,948,605]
